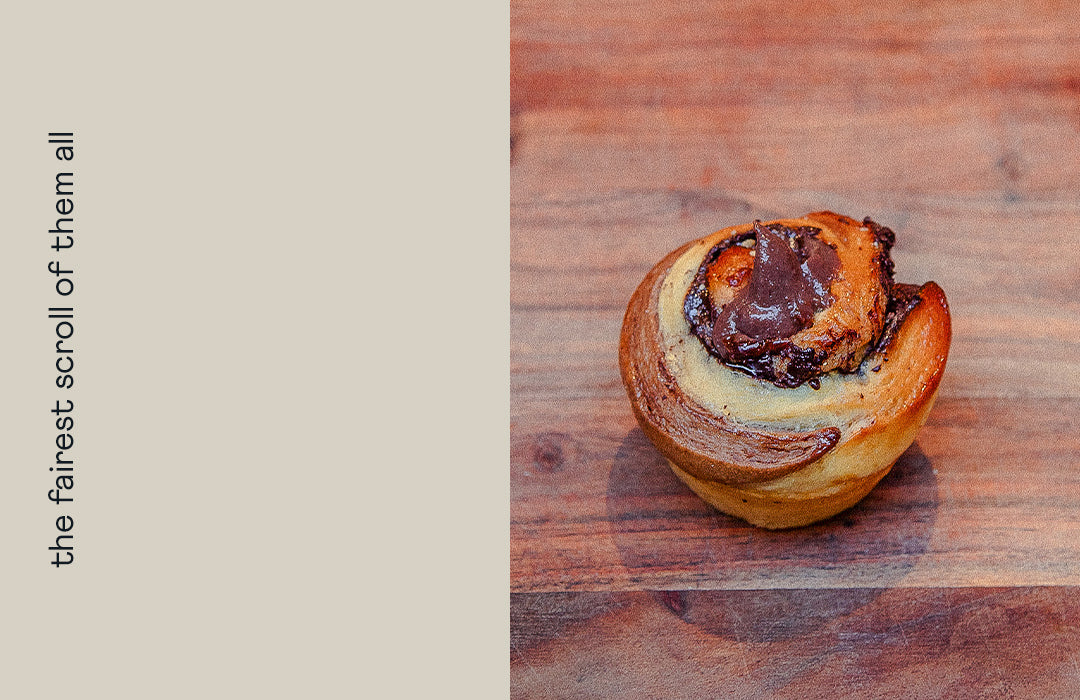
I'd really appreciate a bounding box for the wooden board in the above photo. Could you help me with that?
[511,0,1080,693]
[511,587,1080,699]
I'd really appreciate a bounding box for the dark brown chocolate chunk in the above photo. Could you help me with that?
[711,222,839,352]
[871,283,923,356]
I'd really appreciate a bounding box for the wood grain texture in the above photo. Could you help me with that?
[511,0,1080,691]
[511,587,1080,698]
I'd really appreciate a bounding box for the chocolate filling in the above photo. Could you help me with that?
[684,217,911,389]
[869,283,923,364]
[711,222,840,353]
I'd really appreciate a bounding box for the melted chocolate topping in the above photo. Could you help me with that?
[684,217,907,389]
[711,222,840,353]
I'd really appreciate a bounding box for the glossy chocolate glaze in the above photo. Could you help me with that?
[711,221,840,354]
[685,217,903,388]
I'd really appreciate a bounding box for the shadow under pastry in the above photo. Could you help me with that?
[606,427,939,641]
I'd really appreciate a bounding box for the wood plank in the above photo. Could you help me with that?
[512,305,1080,404]
[512,1,1080,112]
[512,174,1080,312]
[511,103,1080,203]
[511,397,1080,591]
[511,0,1080,201]
[511,587,1080,698]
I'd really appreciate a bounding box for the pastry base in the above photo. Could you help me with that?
[665,386,939,529]
[668,459,892,530]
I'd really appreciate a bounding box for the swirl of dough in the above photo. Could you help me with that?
[619,212,950,528]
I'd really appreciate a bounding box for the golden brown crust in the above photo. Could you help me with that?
[668,461,893,531]
[619,212,951,528]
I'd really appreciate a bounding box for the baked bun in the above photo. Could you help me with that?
[619,211,950,529]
